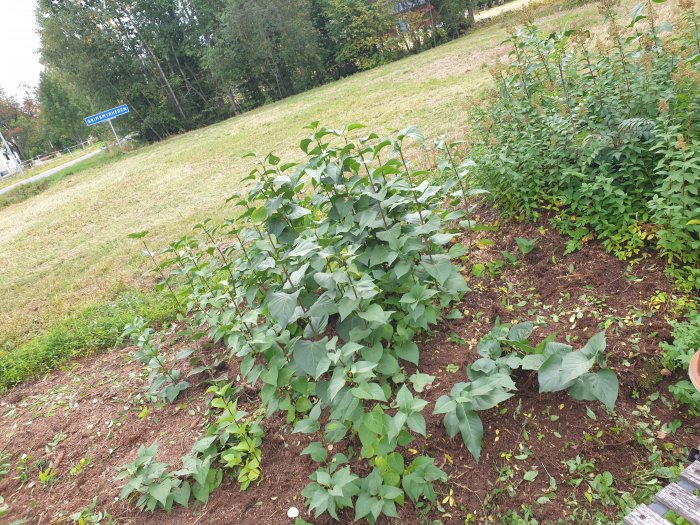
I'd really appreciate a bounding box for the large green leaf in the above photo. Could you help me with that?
[444,404,483,461]
[149,480,173,506]
[351,382,387,401]
[507,322,533,342]
[251,206,267,225]
[290,238,319,258]
[580,332,606,361]
[538,352,578,393]
[559,351,595,385]
[568,369,619,410]
[267,290,300,327]
[301,442,328,463]
[395,340,419,365]
[433,395,456,415]
[358,304,394,325]
[293,339,331,380]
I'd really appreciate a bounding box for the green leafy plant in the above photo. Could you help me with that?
[38,467,58,486]
[587,471,616,506]
[515,237,538,255]
[660,309,700,412]
[118,382,264,512]
[69,498,115,524]
[70,457,91,477]
[125,124,471,521]
[116,444,191,512]
[302,461,360,520]
[0,450,11,478]
[197,383,264,491]
[122,318,191,403]
[16,454,31,484]
[434,320,618,460]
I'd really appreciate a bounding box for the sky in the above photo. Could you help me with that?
[0,0,42,99]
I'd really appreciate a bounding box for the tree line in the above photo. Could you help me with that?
[7,0,494,158]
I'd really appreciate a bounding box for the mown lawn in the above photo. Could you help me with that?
[0,0,631,353]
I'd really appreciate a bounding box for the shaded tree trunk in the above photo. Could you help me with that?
[144,41,188,121]
[466,0,476,26]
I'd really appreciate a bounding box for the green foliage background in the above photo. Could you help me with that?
[469,0,700,289]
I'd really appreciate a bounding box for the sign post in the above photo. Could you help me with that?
[84,104,129,147]
[108,119,120,145]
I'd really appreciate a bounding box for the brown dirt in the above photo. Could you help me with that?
[0,216,697,525]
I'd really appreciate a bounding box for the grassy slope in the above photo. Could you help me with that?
[0,0,623,351]
[0,151,117,211]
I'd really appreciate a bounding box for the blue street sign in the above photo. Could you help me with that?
[84,104,129,126]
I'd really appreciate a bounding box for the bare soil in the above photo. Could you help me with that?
[1,214,697,525]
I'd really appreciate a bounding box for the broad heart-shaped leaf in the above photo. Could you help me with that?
[559,351,595,385]
[395,340,419,365]
[290,238,319,258]
[301,442,328,463]
[507,322,533,342]
[293,339,331,380]
[251,206,267,225]
[171,481,190,507]
[267,290,300,327]
[568,369,619,410]
[444,404,483,461]
[307,292,338,318]
[149,480,174,506]
[351,381,387,401]
[521,354,545,371]
[358,304,394,325]
[288,204,311,220]
[538,350,594,393]
[538,353,569,393]
[580,332,606,362]
[286,263,310,289]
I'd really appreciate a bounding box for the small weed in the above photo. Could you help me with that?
[0,450,11,477]
[515,237,538,256]
[38,467,58,486]
[70,497,115,524]
[70,457,92,477]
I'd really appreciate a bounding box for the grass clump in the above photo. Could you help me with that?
[0,289,177,390]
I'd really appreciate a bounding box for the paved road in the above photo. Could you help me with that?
[0,148,103,197]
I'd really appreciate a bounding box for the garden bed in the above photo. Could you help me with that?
[0,215,695,525]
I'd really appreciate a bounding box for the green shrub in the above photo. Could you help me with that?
[129,124,471,521]
[469,0,700,289]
